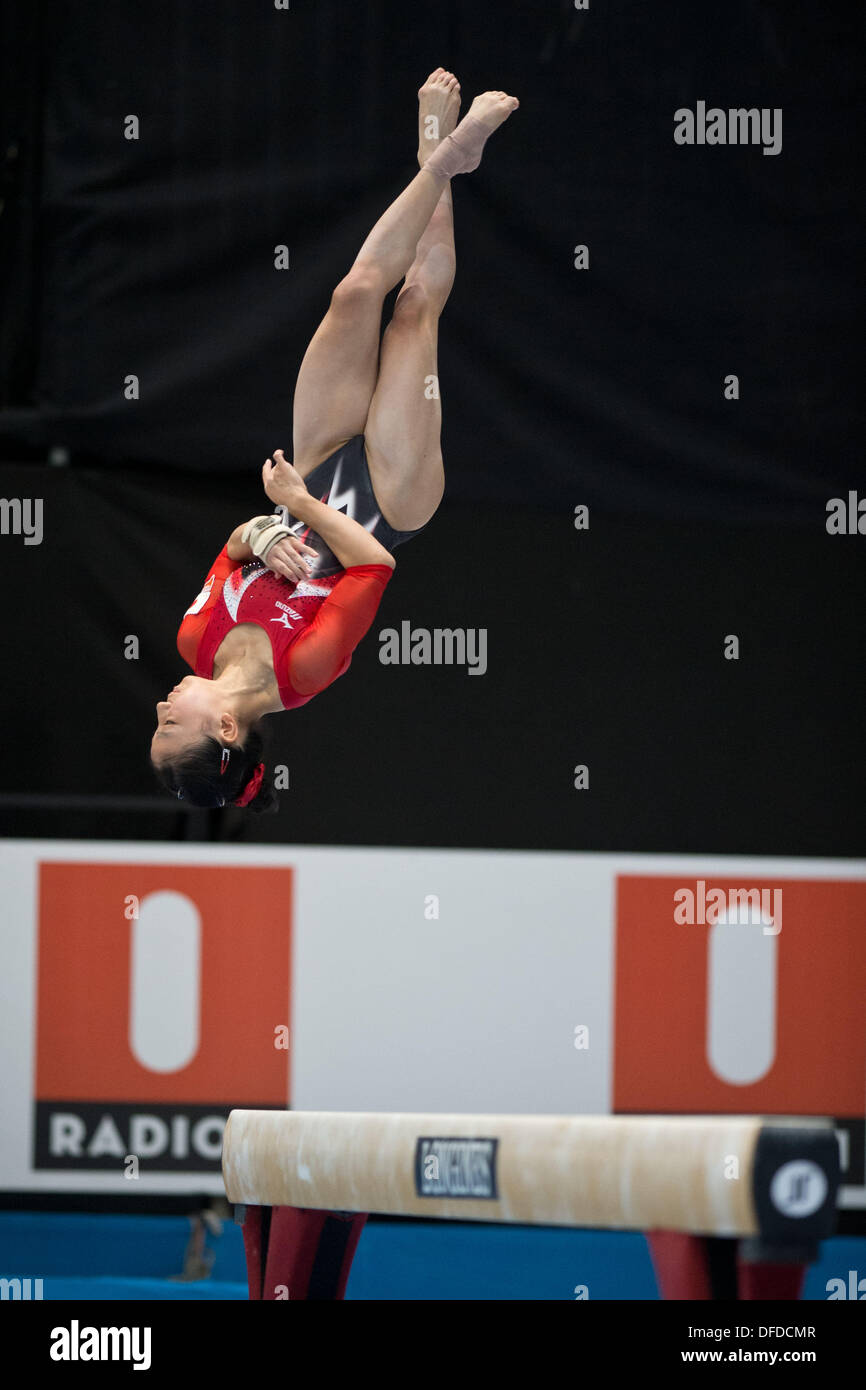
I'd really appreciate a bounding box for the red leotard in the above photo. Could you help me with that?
[177,545,392,709]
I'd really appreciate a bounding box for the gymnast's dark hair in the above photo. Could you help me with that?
[152,722,279,814]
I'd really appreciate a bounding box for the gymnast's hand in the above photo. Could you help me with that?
[263,449,308,508]
[263,534,318,583]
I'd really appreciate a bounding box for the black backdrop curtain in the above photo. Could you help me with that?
[1,1,862,518]
[0,1,863,850]
[1,460,863,854]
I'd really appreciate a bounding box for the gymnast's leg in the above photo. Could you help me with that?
[290,74,518,486]
[364,86,519,531]
[291,69,462,476]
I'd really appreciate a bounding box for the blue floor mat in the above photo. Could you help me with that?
[1,1213,863,1300]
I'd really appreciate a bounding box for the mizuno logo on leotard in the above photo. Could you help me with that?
[270,613,294,628]
[273,600,302,619]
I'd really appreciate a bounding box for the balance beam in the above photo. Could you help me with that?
[222,1111,839,1300]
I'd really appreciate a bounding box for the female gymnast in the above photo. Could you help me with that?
[151,72,518,812]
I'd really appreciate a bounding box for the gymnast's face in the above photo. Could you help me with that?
[151,676,222,764]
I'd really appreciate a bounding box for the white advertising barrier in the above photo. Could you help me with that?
[0,840,863,1199]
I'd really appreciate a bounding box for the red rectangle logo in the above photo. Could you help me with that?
[614,874,866,1116]
[34,862,292,1171]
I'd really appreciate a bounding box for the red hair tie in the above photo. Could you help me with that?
[234,762,265,807]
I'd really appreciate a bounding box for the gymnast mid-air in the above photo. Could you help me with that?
[151,72,518,811]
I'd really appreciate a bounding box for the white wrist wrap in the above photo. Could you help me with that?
[242,515,293,561]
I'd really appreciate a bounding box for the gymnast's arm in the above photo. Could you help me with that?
[287,564,394,696]
[292,494,396,571]
[226,517,317,583]
[262,451,396,572]
[226,522,255,561]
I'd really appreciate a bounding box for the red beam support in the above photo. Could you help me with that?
[239,1205,367,1300]
[648,1231,809,1300]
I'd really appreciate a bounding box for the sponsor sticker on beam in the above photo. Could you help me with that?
[414,1137,499,1199]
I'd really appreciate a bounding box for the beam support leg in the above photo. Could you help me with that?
[648,1231,809,1301]
[235,1204,368,1300]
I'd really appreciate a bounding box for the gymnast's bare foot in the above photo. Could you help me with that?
[463,89,520,134]
[419,89,520,180]
[417,67,462,167]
